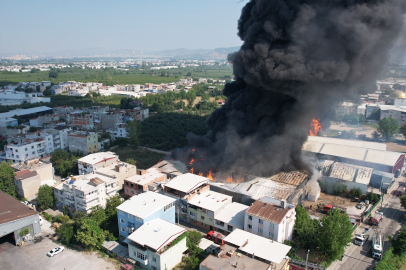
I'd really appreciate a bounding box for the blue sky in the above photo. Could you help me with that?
[0,0,246,55]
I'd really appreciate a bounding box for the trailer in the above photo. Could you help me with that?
[369,212,383,226]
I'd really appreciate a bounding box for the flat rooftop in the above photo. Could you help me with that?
[164,173,208,193]
[188,190,232,212]
[125,168,165,185]
[127,218,185,252]
[0,190,39,225]
[214,202,248,229]
[117,191,176,219]
[151,160,188,175]
[78,152,118,165]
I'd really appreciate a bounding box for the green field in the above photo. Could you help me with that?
[0,65,233,86]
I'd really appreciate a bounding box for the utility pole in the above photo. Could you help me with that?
[305,249,309,270]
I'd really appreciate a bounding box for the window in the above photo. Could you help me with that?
[164,202,174,211]
[119,210,123,215]
[189,211,196,217]
[120,218,125,224]
[228,225,233,231]
[136,217,142,223]
[248,215,252,220]
[128,214,133,219]
[269,223,274,228]
[131,191,134,194]
[152,257,157,262]
[248,224,252,229]
[121,227,125,232]
[25,148,28,151]
[15,149,18,152]
[269,232,274,238]
[16,155,19,158]
[258,228,263,233]
[201,215,205,220]
[32,151,35,154]
[152,267,157,270]
[126,182,129,186]
[201,222,205,226]
[137,252,147,261]
[259,219,263,224]
[31,146,34,149]
[126,189,129,192]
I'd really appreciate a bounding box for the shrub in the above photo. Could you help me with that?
[19,228,30,237]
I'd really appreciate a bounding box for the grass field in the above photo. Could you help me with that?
[0,66,233,86]
[111,147,165,169]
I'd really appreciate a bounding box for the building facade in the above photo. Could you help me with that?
[68,131,98,154]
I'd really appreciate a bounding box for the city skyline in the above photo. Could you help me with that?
[0,0,246,57]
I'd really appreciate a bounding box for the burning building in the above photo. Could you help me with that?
[174,0,406,185]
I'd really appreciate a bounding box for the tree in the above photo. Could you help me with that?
[37,185,54,210]
[400,124,406,138]
[56,222,75,246]
[48,70,59,78]
[389,224,406,255]
[400,193,406,209]
[350,188,362,198]
[377,117,398,141]
[126,120,142,149]
[101,132,111,141]
[126,158,137,166]
[114,137,128,147]
[294,206,321,250]
[0,161,17,198]
[318,209,353,262]
[76,219,108,250]
[393,83,402,90]
[43,89,52,96]
[372,131,381,141]
[13,115,24,125]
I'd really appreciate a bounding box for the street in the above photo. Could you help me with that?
[329,181,405,270]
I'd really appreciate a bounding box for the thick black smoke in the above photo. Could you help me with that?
[174,0,406,177]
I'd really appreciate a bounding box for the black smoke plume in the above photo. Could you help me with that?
[174,0,406,177]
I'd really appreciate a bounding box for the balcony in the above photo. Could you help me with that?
[134,255,148,265]
[65,196,75,202]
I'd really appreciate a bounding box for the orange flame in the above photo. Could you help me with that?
[207,170,213,181]
[192,148,196,152]
[190,168,194,174]
[236,177,243,183]
[198,172,203,176]
[189,158,195,165]
[227,176,233,183]
[309,119,322,136]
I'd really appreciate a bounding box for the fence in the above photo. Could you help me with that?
[362,195,383,222]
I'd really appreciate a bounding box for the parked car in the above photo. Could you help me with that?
[47,246,65,257]
[356,202,365,209]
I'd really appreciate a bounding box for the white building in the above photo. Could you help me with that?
[5,138,47,163]
[126,218,187,270]
[78,152,119,175]
[244,197,296,243]
[214,202,249,235]
[53,174,119,213]
[113,123,128,140]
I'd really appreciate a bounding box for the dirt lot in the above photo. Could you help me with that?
[303,193,359,219]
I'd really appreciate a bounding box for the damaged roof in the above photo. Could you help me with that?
[268,171,309,187]
[319,160,373,185]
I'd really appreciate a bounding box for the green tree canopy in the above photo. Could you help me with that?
[37,185,55,210]
[76,218,108,250]
[377,117,398,141]
[0,161,17,198]
[126,120,142,149]
[43,89,52,96]
[48,70,59,78]
[389,224,406,255]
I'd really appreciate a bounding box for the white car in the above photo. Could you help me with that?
[47,246,65,257]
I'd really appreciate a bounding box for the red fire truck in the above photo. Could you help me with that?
[206,231,225,245]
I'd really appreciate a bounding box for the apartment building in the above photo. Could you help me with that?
[116,192,176,241]
[5,138,46,163]
[379,105,406,126]
[113,123,128,140]
[187,190,232,231]
[68,131,98,154]
[101,112,123,130]
[53,174,119,214]
[72,114,94,129]
[126,219,187,270]
[124,168,166,197]
[77,152,119,175]
[163,173,210,222]
[0,117,18,127]
[244,197,296,243]
[214,202,249,235]
[29,114,60,127]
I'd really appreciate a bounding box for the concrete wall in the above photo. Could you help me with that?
[14,174,41,200]
[318,176,368,195]
[158,237,187,270]
[68,136,88,154]
[35,163,53,181]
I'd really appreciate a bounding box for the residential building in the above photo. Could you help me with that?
[199,229,291,270]
[214,202,249,235]
[95,162,137,189]
[101,112,124,130]
[336,102,356,116]
[0,117,18,127]
[29,114,60,127]
[53,174,120,214]
[113,123,128,140]
[68,131,98,154]
[164,173,210,222]
[150,160,188,179]
[126,218,187,270]
[244,197,296,243]
[5,138,46,163]
[72,114,94,129]
[78,152,119,175]
[0,190,42,245]
[187,190,232,231]
[116,191,176,241]
[124,168,167,197]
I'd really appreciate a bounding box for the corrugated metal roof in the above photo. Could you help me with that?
[306,136,387,150]
[246,198,290,224]
[0,106,52,119]
[90,177,104,185]
[319,161,373,185]
[268,171,309,186]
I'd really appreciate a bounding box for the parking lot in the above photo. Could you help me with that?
[0,236,118,270]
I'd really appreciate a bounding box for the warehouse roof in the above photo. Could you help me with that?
[246,197,291,224]
[306,136,387,150]
[268,171,309,187]
[0,106,52,119]
[164,173,208,193]
[117,191,175,219]
[0,190,39,225]
[127,218,185,252]
[224,229,291,264]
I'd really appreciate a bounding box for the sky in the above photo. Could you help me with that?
[0,0,246,56]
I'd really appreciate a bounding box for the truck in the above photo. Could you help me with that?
[372,233,382,260]
[369,212,383,226]
[354,228,370,246]
[206,231,225,245]
[322,204,346,214]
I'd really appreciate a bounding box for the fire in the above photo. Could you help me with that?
[192,148,196,152]
[207,170,213,181]
[198,172,203,176]
[309,119,322,136]
[227,176,233,183]
[190,168,194,174]
[189,158,195,165]
[236,177,243,183]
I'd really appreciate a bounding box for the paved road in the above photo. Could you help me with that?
[329,186,404,270]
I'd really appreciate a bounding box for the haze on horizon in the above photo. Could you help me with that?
[0,0,246,57]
